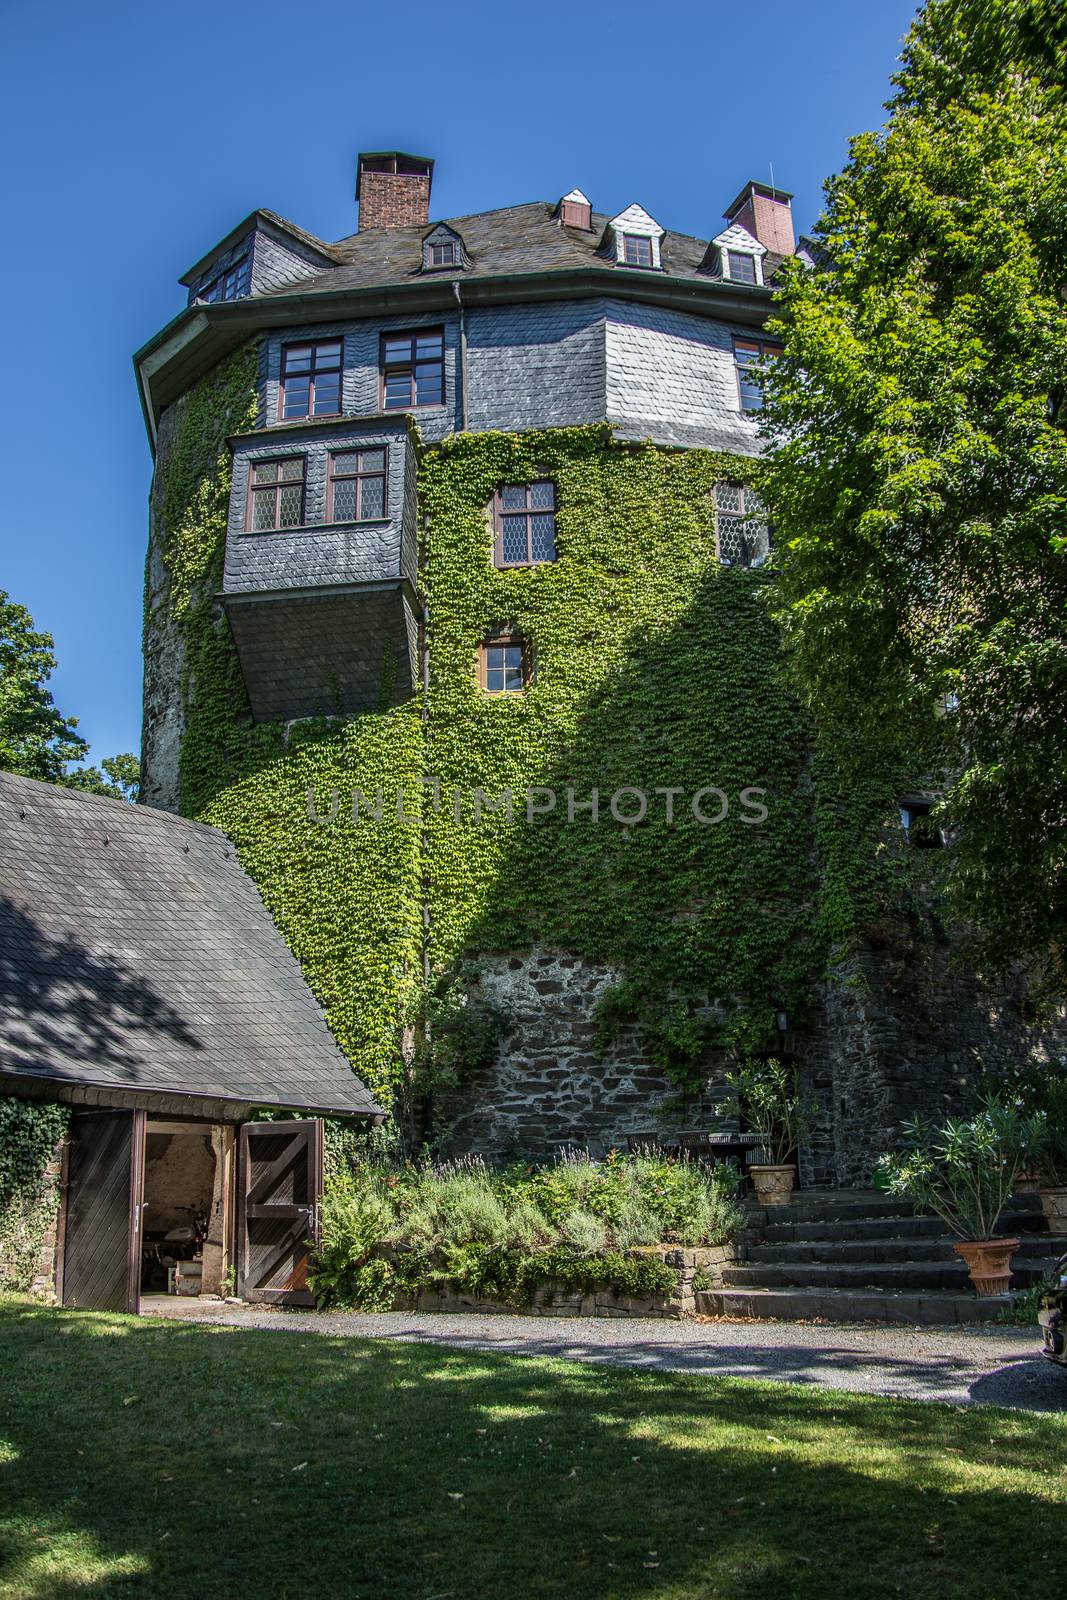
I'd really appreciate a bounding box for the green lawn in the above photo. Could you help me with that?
[1,1300,1065,1599]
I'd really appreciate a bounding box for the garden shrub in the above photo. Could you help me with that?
[309,1149,743,1310]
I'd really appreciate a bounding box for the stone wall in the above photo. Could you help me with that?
[399,1244,739,1320]
[434,946,724,1158]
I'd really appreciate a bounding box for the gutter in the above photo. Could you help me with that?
[452,279,469,433]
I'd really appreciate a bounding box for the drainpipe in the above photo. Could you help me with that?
[452,279,468,433]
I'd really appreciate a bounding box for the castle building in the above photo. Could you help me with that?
[134,151,1063,1185]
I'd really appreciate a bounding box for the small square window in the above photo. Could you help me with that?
[727,249,757,284]
[479,632,533,693]
[381,328,445,409]
[621,234,653,268]
[900,800,944,848]
[328,448,388,522]
[247,457,306,531]
[428,240,458,268]
[493,482,557,567]
[279,341,342,420]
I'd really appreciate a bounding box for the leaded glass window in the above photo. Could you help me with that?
[381,328,445,409]
[493,481,557,567]
[248,458,305,531]
[328,448,387,521]
[280,341,342,420]
[714,482,772,568]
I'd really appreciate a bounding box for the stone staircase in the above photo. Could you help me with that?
[696,1189,1067,1324]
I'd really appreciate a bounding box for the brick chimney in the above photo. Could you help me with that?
[724,180,795,256]
[356,151,434,231]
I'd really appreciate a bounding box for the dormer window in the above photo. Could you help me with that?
[605,204,664,271]
[622,235,653,268]
[422,225,466,273]
[726,250,757,284]
[196,256,252,304]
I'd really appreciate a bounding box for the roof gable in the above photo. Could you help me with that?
[0,773,382,1120]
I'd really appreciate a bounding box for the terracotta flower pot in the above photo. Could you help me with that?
[749,1164,796,1206]
[1039,1187,1067,1230]
[951,1237,1020,1297]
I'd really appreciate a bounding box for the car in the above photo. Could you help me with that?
[1038,1250,1067,1367]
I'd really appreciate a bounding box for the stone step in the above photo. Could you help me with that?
[748,1190,1044,1228]
[746,1233,1067,1266]
[695,1286,1010,1325]
[722,1257,1057,1293]
[760,1210,1050,1244]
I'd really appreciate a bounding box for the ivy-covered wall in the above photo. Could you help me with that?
[0,1098,68,1295]
[142,349,1061,1176]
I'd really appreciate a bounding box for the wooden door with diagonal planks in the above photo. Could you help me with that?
[238,1120,322,1305]
[61,1110,145,1312]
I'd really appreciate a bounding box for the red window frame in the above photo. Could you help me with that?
[327,447,388,523]
[246,457,306,532]
[380,328,445,410]
[621,234,653,267]
[279,340,343,421]
[492,482,558,567]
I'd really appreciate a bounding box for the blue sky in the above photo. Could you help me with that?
[0,0,918,766]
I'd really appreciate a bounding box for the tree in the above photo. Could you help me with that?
[0,590,88,781]
[761,0,1067,983]
[64,753,141,804]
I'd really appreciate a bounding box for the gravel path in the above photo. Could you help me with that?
[145,1298,1066,1413]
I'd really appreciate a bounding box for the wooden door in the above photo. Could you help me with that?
[238,1120,323,1306]
[61,1110,145,1313]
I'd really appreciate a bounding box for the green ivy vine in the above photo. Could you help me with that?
[154,358,915,1112]
[0,1097,68,1292]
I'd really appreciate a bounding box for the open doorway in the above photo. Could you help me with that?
[140,1120,235,1301]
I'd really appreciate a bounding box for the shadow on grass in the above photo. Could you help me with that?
[1,1302,1065,1599]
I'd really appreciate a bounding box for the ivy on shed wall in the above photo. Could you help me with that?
[0,1098,68,1293]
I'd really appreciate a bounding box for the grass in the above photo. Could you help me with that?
[0,1299,1065,1599]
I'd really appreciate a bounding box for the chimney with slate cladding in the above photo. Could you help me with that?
[356,151,434,230]
[724,180,795,256]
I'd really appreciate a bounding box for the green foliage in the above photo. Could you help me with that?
[63,753,141,803]
[0,590,87,781]
[0,1097,68,1292]
[309,1150,743,1309]
[976,1055,1067,1183]
[717,1057,817,1167]
[157,377,918,1114]
[439,1242,677,1306]
[761,0,1067,984]
[419,427,910,1086]
[156,350,425,1106]
[877,1097,1043,1239]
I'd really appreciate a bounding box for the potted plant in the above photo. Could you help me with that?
[876,1098,1043,1296]
[719,1058,814,1206]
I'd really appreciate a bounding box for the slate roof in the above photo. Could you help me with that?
[257,202,781,299]
[0,772,382,1120]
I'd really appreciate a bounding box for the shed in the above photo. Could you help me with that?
[0,771,384,1312]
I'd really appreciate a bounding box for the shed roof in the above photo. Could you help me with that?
[0,772,383,1121]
